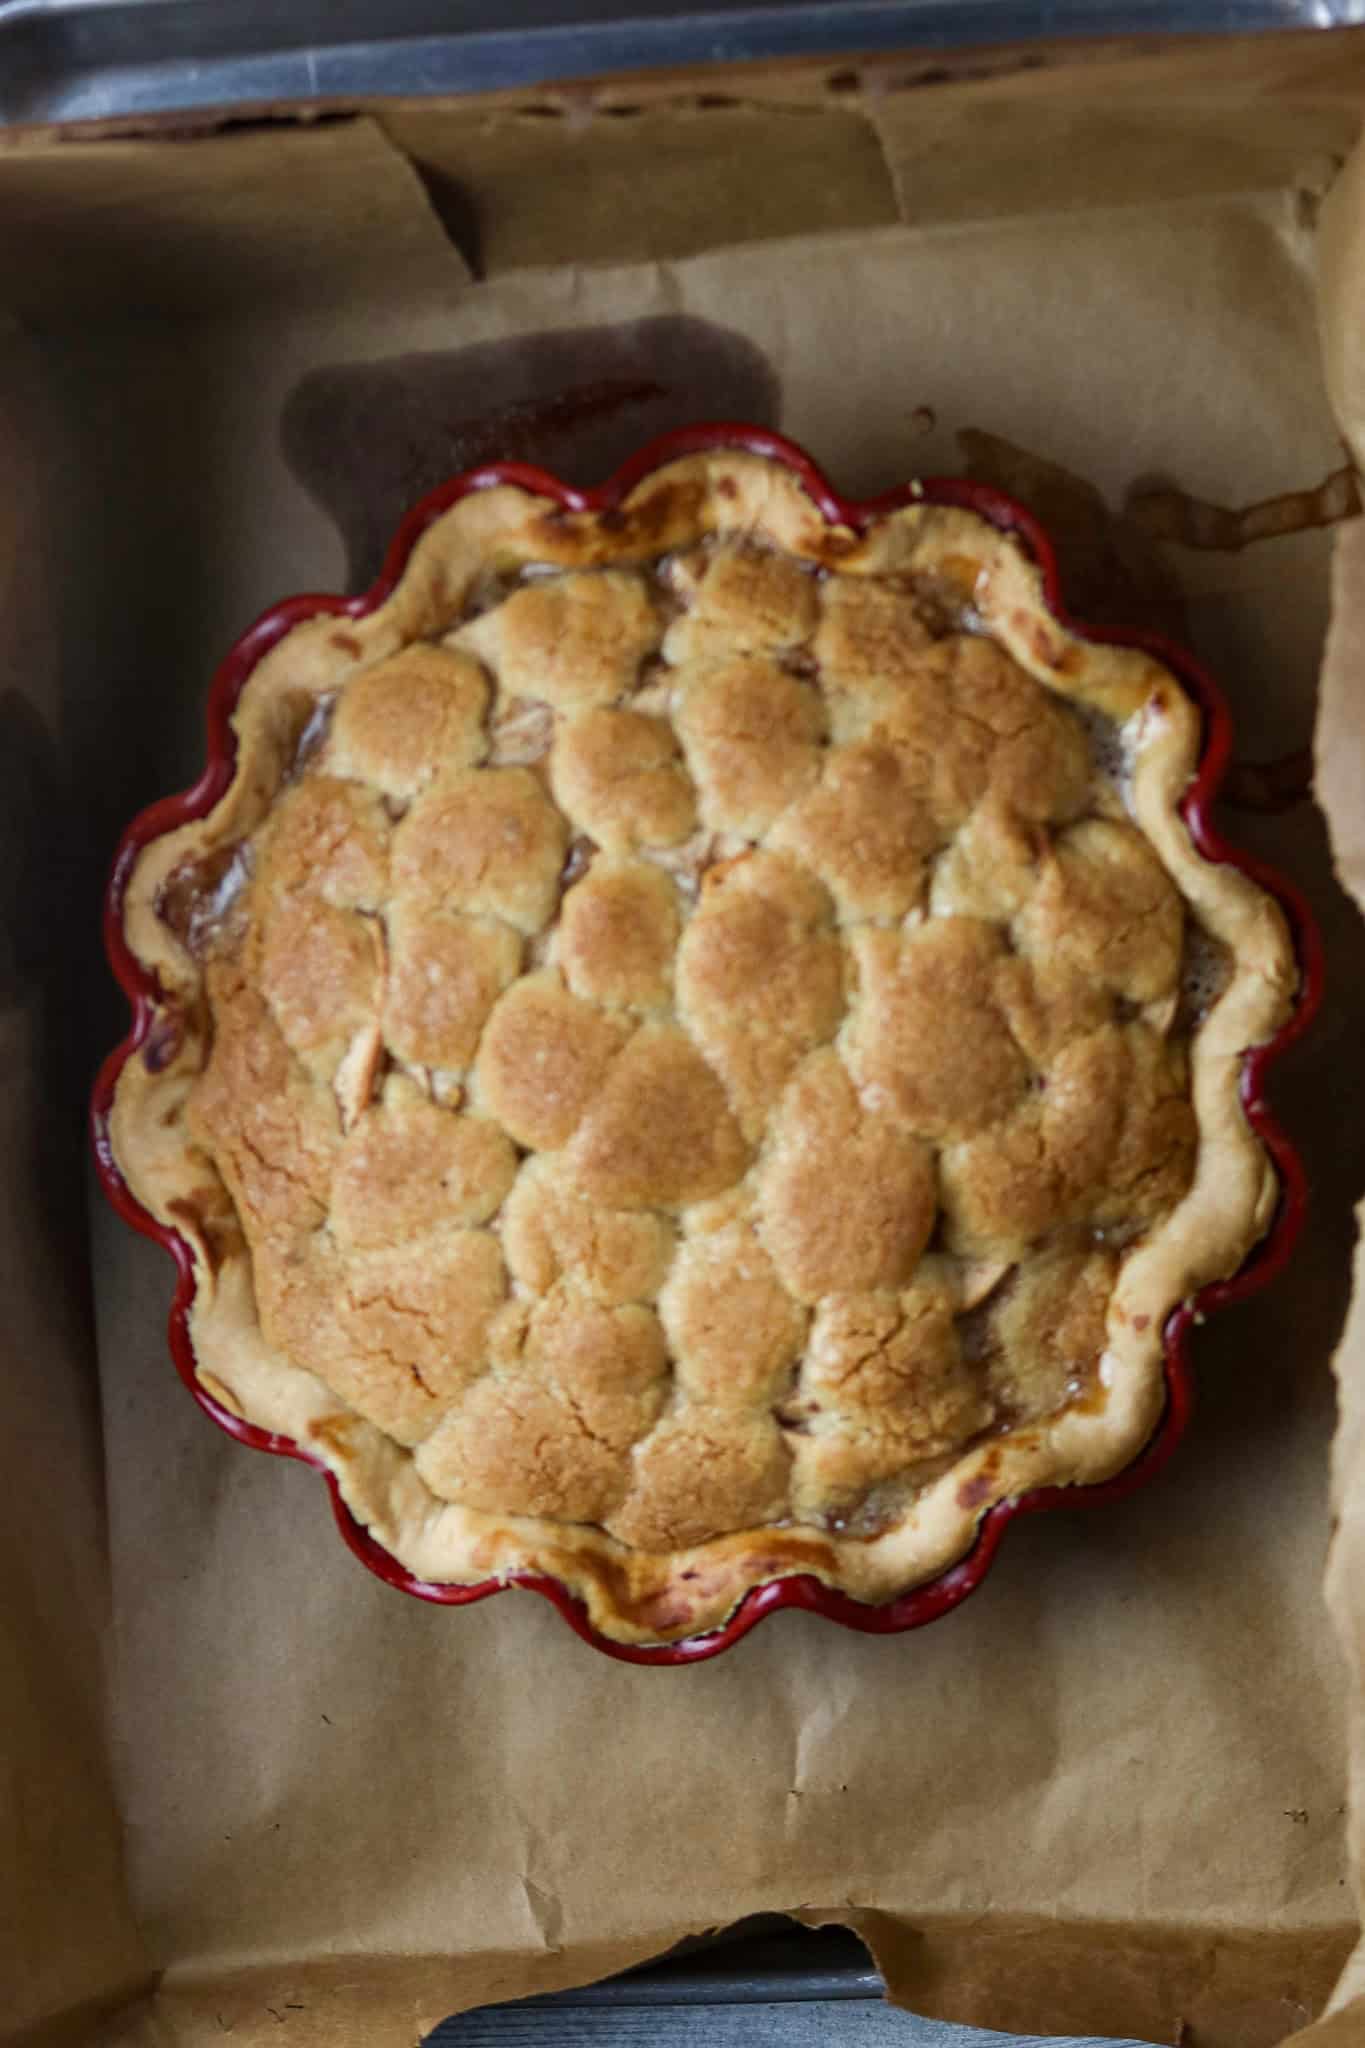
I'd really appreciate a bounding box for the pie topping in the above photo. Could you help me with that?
[110,452,1295,1643]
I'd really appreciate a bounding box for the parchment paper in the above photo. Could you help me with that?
[1295,130,1365,2041]
[0,323,149,2039]
[6,55,1365,2048]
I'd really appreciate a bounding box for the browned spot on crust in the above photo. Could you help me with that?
[167,1190,244,1275]
[330,630,362,656]
[749,1531,837,1575]
[165,1194,203,1236]
[940,552,982,594]
[957,1446,1006,1511]
[957,1471,997,1510]
[309,1414,361,1459]
[632,1592,695,1635]
[600,478,708,548]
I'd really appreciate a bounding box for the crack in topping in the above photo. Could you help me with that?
[488,696,555,768]
[156,842,255,961]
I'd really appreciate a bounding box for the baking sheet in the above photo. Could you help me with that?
[4,53,1365,2048]
[0,3,1356,130]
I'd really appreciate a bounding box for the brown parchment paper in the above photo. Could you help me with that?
[0,321,149,2043]
[7,49,1365,2048]
[1295,129,1365,2048]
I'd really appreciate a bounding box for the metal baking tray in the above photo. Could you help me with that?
[12,0,1339,2035]
[429,1919,885,2041]
[0,0,1356,129]
[423,1919,1154,2042]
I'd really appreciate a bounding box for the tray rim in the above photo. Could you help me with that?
[1,0,1351,131]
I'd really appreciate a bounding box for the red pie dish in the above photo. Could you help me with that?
[92,425,1317,1663]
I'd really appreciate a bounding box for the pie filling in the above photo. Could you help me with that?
[110,452,1293,1643]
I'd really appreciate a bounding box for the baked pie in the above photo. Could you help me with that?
[104,441,1298,1646]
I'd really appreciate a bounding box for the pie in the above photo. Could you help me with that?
[107,446,1297,1646]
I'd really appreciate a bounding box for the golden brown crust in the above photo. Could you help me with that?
[110,450,1297,1645]
[550,708,698,854]
[329,645,490,796]
[756,1051,936,1302]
